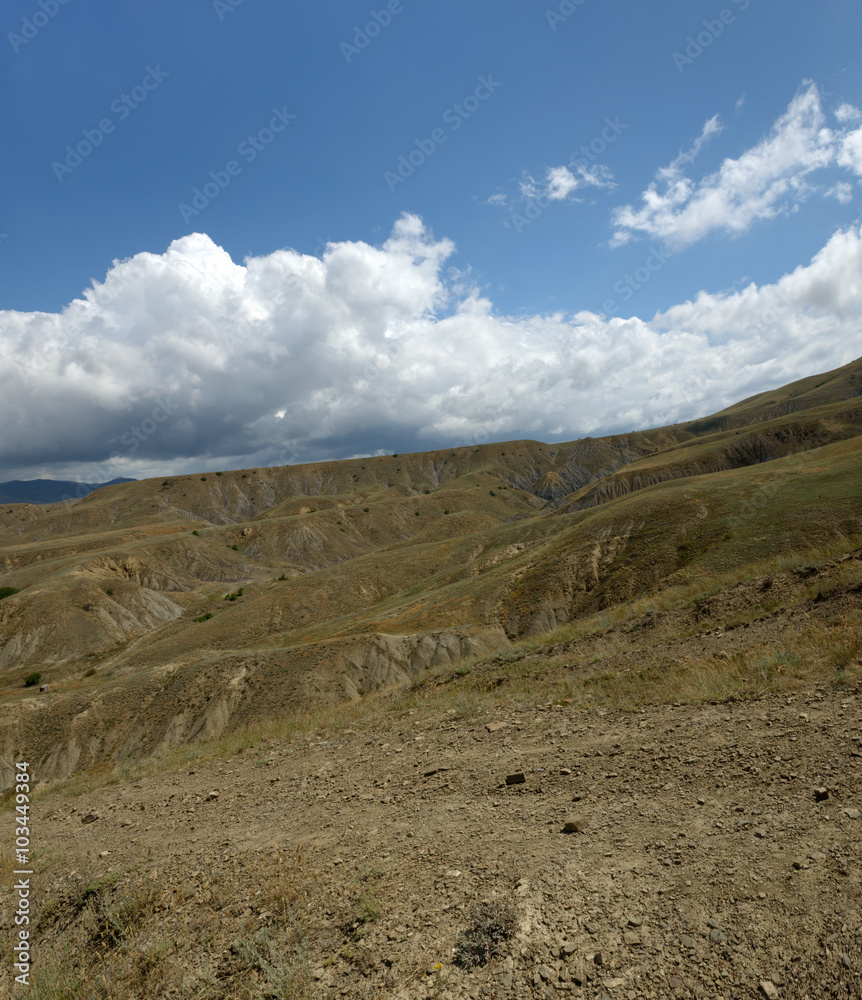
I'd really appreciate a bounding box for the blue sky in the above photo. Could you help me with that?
[2,0,862,482]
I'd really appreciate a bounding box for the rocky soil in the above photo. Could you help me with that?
[10,683,862,999]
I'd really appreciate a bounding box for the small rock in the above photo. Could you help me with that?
[792,859,805,870]
[562,942,578,957]
[81,813,99,824]
[585,923,598,935]
[708,928,727,944]
[206,790,220,801]
[707,917,720,929]
[623,930,641,946]
[668,977,683,989]
[759,980,779,999]
[814,786,829,802]
[563,815,588,834]
[538,965,554,982]
[593,952,604,966]
[844,808,861,820]
[505,772,526,785]
[681,935,695,949]
[486,722,507,732]
[696,796,706,805]
[627,917,642,927]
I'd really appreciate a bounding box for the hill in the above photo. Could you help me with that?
[0,478,136,505]
[0,358,861,998]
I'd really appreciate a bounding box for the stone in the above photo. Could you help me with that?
[707,918,720,929]
[623,930,641,946]
[708,928,727,943]
[538,965,554,982]
[814,786,829,802]
[423,765,451,777]
[759,981,779,999]
[627,917,642,927]
[505,772,526,785]
[681,935,695,949]
[81,812,99,824]
[486,722,507,732]
[593,952,604,966]
[563,815,588,834]
[206,790,220,801]
[562,943,577,957]
[844,808,861,819]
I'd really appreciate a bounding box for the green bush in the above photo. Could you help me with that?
[194,613,213,623]
[0,587,20,600]
[24,672,41,688]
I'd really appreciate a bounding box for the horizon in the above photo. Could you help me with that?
[2,1,861,483]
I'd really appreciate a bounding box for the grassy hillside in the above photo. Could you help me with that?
[1,356,862,784]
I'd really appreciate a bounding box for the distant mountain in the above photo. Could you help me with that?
[0,478,136,505]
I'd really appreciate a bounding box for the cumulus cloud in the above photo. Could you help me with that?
[3,214,862,482]
[612,83,862,249]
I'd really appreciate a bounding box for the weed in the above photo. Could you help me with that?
[453,901,517,969]
[193,613,213,623]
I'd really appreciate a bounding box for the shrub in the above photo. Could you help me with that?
[192,530,199,536]
[105,588,114,596]
[201,476,207,481]
[0,586,20,600]
[216,471,223,476]
[363,507,369,513]
[231,544,239,551]
[453,902,517,970]
[225,588,244,601]
[194,613,213,623]
[24,672,41,687]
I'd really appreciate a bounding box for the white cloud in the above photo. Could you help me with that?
[519,162,615,205]
[3,215,862,482]
[612,83,862,249]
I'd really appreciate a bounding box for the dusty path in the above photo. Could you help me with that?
[12,684,862,1000]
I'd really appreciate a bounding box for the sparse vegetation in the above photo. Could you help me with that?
[24,672,41,687]
[224,587,244,601]
[453,901,517,969]
[0,586,19,600]
[193,612,213,622]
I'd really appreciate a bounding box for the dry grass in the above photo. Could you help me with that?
[22,847,322,1000]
